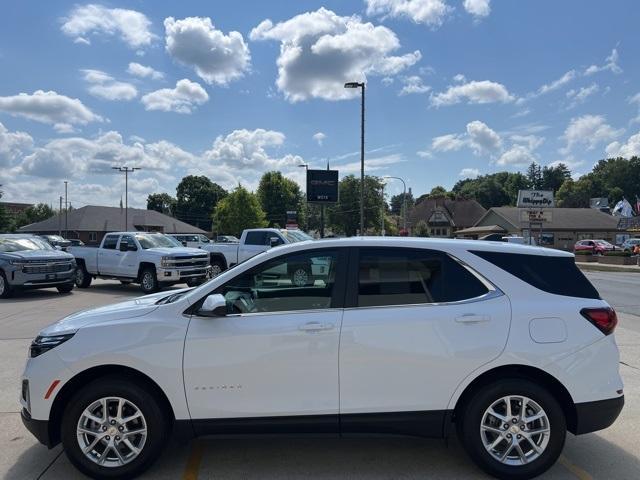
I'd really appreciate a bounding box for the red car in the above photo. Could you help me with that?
[574,239,616,254]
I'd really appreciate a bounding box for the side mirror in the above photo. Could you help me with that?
[198,294,227,317]
[119,241,128,252]
[269,236,281,248]
[128,243,138,251]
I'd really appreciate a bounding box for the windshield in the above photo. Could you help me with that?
[198,235,210,243]
[0,237,54,252]
[282,230,313,243]
[135,233,182,249]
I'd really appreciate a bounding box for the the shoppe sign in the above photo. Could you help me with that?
[517,190,555,208]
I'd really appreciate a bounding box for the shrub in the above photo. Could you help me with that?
[574,250,593,256]
[603,250,631,257]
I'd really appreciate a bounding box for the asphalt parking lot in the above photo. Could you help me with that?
[1,274,639,480]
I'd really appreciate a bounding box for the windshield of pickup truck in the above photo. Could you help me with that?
[282,230,313,243]
[0,237,54,252]
[135,234,182,249]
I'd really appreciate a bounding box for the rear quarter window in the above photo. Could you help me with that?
[470,250,600,299]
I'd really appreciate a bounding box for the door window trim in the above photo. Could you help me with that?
[344,246,501,310]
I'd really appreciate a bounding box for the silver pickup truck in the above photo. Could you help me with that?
[0,234,76,298]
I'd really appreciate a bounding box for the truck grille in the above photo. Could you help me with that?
[22,262,73,274]
[168,255,209,268]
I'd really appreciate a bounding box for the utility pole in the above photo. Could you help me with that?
[59,196,63,236]
[112,166,141,230]
[64,181,68,238]
[380,183,385,236]
[344,81,365,235]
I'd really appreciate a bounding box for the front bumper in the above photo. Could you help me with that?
[7,266,75,289]
[573,395,624,435]
[21,408,53,448]
[157,265,211,282]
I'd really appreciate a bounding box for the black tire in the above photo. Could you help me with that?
[289,264,313,287]
[57,282,74,294]
[0,270,12,299]
[75,264,92,288]
[210,257,225,277]
[457,379,566,480]
[186,277,203,287]
[139,267,159,294]
[61,377,168,480]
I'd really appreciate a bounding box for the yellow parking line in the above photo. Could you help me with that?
[182,440,204,480]
[559,454,593,480]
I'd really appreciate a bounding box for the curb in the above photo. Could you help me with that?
[576,263,640,274]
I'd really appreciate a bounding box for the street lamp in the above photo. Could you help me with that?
[344,81,365,235]
[112,166,141,230]
[383,176,408,232]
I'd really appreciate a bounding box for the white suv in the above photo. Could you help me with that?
[20,238,623,479]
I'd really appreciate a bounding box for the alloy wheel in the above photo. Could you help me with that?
[292,268,309,287]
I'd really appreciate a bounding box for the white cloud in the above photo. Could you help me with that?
[537,70,576,96]
[510,134,544,150]
[0,90,102,128]
[61,4,155,48]
[338,153,404,173]
[127,62,164,80]
[250,8,420,102]
[496,145,536,166]
[585,48,622,76]
[399,75,430,95]
[82,69,138,101]
[561,114,623,154]
[430,80,514,106]
[463,0,491,18]
[164,16,250,85]
[605,130,640,158]
[453,73,466,83]
[466,120,502,155]
[141,79,209,113]
[365,0,453,28]
[312,132,326,145]
[431,133,466,152]
[0,122,33,167]
[459,167,480,178]
[566,83,599,108]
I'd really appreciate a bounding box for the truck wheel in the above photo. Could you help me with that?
[75,265,92,288]
[57,283,74,294]
[0,271,12,299]
[210,258,224,277]
[290,266,312,287]
[186,277,203,287]
[457,379,566,480]
[61,377,168,480]
[140,267,159,294]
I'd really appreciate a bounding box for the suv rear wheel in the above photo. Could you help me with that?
[457,379,566,480]
[61,377,168,479]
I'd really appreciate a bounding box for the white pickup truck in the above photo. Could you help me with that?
[69,232,211,293]
[204,228,321,282]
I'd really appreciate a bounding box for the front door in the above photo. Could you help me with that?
[97,234,121,276]
[183,247,347,431]
[339,247,511,434]
[115,235,138,277]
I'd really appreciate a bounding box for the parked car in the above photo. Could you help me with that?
[69,232,211,293]
[39,234,72,251]
[574,239,616,255]
[215,235,239,243]
[168,234,212,249]
[21,238,623,479]
[0,234,75,298]
[68,239,85,247]
[621,238,640,253]
[204,228,313,276]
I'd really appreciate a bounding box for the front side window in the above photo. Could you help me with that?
[102,235,119,249]
[245,231,267,246]
[216,250,338,314]
[357,248,489,308]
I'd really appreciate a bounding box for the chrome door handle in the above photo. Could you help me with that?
[455,314,490,324]
[299,322,334,332]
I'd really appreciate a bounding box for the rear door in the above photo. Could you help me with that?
[97,234,121,275]
[339,247,511,432]
[238,231,273,263]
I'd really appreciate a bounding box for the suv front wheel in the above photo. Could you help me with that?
[457,379,566,480]
[61,377,168,479]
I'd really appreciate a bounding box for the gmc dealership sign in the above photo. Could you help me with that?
[517,190,555,208]
[306,169,339,203]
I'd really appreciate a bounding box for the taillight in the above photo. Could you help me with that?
[580,308,618,335]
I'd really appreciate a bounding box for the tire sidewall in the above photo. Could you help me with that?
[0,270,12,298]
[61,378,167,480]
[458,379,566,480]
[140,268,158,294]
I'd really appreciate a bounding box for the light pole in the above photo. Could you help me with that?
[383,176,408,232]
[64,181,68,238]
[112,166,141,230]
[344,81,365,235]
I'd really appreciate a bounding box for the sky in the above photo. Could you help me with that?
[1,0,640,209]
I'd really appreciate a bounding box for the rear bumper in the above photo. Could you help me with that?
[21,408,53,448]
[573,395,624,435]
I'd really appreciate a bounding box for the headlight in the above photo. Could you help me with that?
[9,259,26,266]
[30,333,75,358]
[160,256,172,267]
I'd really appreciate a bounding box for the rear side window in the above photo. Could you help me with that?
[357,248,489,307]
[470,251,600,299]
[245,232,267,245]
[102,235,119,249]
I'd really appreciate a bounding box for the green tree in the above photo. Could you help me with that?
[14,203,55,229]
[526,162,543,189]
[413,220,430,237]
[257,171,306,228]
[175,175,227,231]
[328,175,384,236]
[214,185,267,237]
[541,163,571,192]
[556,177,597,207]
[146,193,176,215]
[390,191,415,216]
[0,190,13,232]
